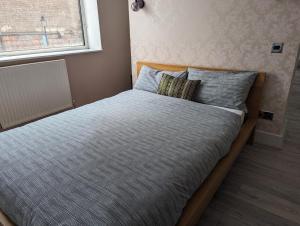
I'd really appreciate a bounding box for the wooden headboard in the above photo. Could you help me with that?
[136,61,266,120]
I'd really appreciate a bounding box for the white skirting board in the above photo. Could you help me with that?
[254,130,284,148]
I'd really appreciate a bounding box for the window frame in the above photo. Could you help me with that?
[0,0,102,62]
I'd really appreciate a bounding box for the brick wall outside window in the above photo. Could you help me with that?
[0,0,84,53]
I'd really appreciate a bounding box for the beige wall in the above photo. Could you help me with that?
[129,0,300,136]
[0,0,132,107]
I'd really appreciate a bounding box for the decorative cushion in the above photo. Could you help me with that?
[158,74,200,100]
[188,68,257,110]
[134,66,187,93]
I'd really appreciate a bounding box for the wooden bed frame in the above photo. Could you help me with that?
[0,61,266,226]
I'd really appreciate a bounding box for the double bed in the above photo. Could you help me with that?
[0,62,265,226]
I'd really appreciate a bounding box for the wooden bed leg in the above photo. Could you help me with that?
[247,127,256,145]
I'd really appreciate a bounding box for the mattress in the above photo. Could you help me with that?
[209,105,245,124]
[0,90,242,226]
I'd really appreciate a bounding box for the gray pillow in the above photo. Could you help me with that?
[134,66,187,93]
[188,68,257,111]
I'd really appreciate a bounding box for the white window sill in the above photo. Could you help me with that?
[0,0,102,63]
[0,48,102,63]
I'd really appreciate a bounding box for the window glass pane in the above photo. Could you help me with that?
[0,0,85,54]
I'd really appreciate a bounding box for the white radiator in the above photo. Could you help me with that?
[0,60,73,129]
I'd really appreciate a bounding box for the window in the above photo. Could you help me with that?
[0,0,101,61]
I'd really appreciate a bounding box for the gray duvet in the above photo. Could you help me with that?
[0,90,241,226]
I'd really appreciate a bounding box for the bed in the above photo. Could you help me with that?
[0,62,265,226]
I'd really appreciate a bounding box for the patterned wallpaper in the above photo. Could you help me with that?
[128,0,300,135]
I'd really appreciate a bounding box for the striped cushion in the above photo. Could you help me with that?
[134,66,187,93]
[158,74,200,100]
